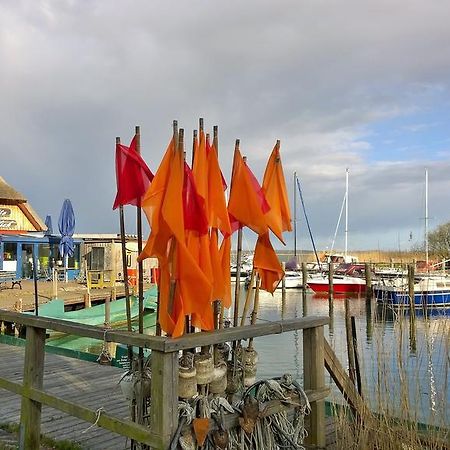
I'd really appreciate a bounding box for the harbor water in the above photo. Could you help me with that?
[43,286,449,428]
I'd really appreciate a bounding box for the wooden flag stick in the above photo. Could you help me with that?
[240,269,255,327]
[167,123,181,332]
[116,137,134,362]
[248,273,261,349]
[232,140,243,328]
[134,126,144,364]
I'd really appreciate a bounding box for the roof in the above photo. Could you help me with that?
[0,176,26,204]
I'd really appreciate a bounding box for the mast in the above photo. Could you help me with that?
[293,171,297,261]
[345,168,349,258]
[425,168,429,266]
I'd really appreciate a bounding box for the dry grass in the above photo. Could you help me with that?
[330,308,449,449]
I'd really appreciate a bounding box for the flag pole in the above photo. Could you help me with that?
[167,121,180,333]
[135,126,144,364]
[116,137,134,363]
[212,125,222,331]
[232,141,243,329]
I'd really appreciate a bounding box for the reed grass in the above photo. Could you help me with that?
[329,306,449,449]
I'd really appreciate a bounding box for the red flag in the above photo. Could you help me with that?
[183,162,209,235]
[113,136,154,210]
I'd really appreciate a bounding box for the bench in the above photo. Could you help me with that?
[0,271,22,290]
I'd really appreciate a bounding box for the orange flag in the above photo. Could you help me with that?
[139,137,212,337]
[206,140,231,235]
[262,142,292,244]
[228,148,269,236]
[253,232,284,293]
[219,235,232,308]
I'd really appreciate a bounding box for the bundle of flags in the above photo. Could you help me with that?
[114,123,292,337]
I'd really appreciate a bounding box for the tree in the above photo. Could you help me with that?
[428,222,450,259]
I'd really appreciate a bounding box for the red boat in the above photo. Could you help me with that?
[307,264,368,294]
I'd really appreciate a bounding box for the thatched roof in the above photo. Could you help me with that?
[0,176,26,204]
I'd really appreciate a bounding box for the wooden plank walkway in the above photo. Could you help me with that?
[0,343,339,449]
[0,343,132,450]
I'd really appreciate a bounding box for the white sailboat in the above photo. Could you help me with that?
[374,168,450,307]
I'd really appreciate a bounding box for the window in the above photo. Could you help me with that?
[3,243,17,261]
[88,247,105,270]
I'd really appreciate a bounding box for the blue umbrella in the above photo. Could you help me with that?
[58,199,75,258]
[44,215,53,236]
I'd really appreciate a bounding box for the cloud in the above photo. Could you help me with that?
[1,0,450,250]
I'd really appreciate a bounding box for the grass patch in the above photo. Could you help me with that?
[0,423,83,450]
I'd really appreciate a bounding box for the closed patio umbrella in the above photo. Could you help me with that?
[58,199,75,282]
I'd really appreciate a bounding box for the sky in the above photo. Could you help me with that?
[1,0,450,252]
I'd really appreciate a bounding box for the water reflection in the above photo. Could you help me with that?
[242,287,449,427]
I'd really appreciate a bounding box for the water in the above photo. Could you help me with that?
[249,289,449,428]
[45,288,449,428]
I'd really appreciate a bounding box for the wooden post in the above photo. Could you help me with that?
[345,298,356,384]
[365,262,372,301]
[19,326,46,450]
[408,264,416,314]
[52,267,58,300]
[104,294,111,327]
[350,316,363,396]
[150,350,178,449]
[328,262,334,300]
[281,261,286,301]
[301,262,308,290]
[302,262,308,315]
[408,264,416,350]
[303,325,325,448]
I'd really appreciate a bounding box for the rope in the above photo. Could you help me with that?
[82,407,105,434]
[173,373,310,449]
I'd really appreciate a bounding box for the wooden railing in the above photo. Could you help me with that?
[0,310,330,449]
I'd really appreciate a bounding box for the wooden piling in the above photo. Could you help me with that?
[281,261,286,301]
[350,316,362,396]
[345,298,356,384]
[365,262,372,301]
[408,264,416,318]
[104,294,111,327]
[328,262,334,301]
[302,262,308,290]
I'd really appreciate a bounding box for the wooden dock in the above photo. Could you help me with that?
[0,343,131,449]
[0,309,347,449]
[0,343,339,449]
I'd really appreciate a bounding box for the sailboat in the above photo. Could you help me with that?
[307,169,366,294]
[374,169,450,307]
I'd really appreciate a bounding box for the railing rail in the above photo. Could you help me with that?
[0,310,330,449]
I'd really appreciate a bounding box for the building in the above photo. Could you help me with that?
[0,176,82,280]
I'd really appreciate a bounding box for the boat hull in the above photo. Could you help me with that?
[374,287,450,307]
[307,277,365,294]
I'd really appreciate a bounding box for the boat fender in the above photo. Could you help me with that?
[194,352,214,385]
[243,347,258,387]
[226,360,243,396]
[209,361,228,395]
[178,353,197,399]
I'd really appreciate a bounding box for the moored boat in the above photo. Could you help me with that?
[307,273,366,294]
[374,275,450,308]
